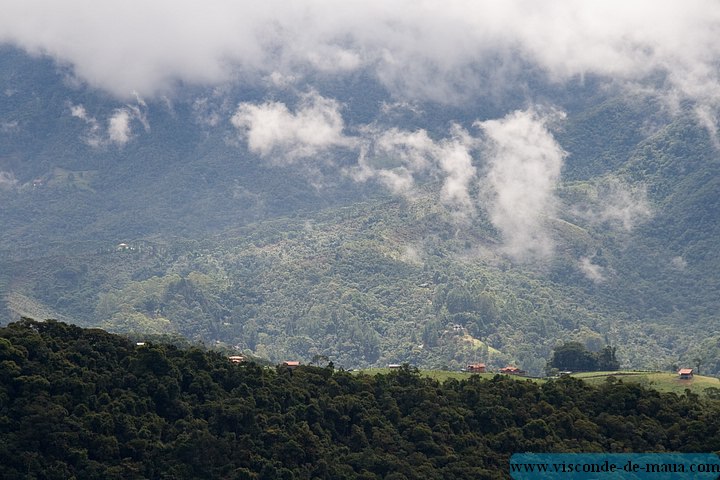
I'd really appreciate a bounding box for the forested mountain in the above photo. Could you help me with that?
[2,319,720,479]
[1,4,720,376]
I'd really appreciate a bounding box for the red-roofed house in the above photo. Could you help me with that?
[678,368,694,380]
[467,363,486,373]
[282,361,300,369]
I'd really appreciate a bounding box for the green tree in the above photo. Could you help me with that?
[549,342,598,371]
[596,346,620,371]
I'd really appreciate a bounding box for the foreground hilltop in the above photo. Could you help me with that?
[1,319,720,479]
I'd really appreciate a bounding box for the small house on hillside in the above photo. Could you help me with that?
[282,361,300,368]
[228,355,245,364]
[388,364,402,369]
[500,366,525,376]
[678,368,694,380]
[466,363,486,373]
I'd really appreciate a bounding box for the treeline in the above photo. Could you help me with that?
[548,342,620,373]
[2,319,720,479]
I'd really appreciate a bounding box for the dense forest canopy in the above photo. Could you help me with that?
[1,319,720,479]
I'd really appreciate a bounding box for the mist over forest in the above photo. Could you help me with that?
[2,1,720,376]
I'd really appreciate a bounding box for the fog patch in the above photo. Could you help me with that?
[573,178,652,231]
[671,256,688,270]
[694,104,720,150]
[399,245,424,266]
[579,256,606,283]
[477,108,566,261]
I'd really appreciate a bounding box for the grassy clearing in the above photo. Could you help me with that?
[353,368,541,383]
[353,368,493,382]
[354,369,720,396]
[571,371,720,396]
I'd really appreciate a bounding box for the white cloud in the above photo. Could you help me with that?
[438,126,476,211]
[371,128,438,177]
[130,92,150,131]
[69,100,148,147]
[232,91,649,263]
[579,256,606,283]
[69,103,103,147]
[108,109,132,146]
[349,125,478,212]
[477,108,566,260]
[265,71,298,89]
[2,0,720,116]
[232,89,480,211]
[231,91,353,162]
[70,104,88,119]
[376,168,415,195]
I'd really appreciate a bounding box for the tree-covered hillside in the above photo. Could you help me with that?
[2,319,720,479]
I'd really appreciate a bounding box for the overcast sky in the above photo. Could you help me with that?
[2,0,720,107]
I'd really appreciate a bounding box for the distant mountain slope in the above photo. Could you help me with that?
[0,47,375,251]
[1,48,719,375]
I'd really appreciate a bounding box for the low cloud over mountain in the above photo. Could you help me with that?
[2,1,720,115]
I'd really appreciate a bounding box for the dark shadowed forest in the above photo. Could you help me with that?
[2,319,719,479]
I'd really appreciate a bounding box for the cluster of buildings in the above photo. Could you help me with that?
[227,355,699,381]
[387,363,527,376]
[464,363,526,375]
[227,356,301,369]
